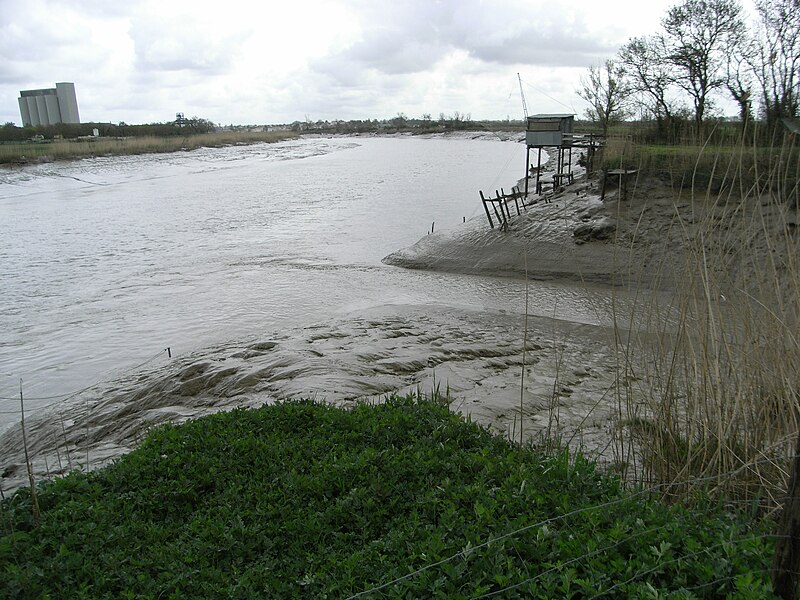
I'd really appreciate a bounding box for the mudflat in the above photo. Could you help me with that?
[3,154,795,495]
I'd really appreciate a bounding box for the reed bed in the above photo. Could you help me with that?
[607,133,800,509]
[0,130,297,163]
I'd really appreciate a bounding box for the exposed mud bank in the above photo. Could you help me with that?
[383,148,799,293]
[10,136,794,496]
[382,149,687,290]
[0,304,620,495]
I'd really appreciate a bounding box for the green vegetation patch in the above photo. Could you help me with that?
[599,138,800,194]
[0,397,776,598]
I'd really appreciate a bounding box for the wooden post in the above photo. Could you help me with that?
[19,381,41,526]
[492,201,506,230]
[495,190,506,222]
[772,431,800,599]
[600,169,607,201]
[488,192,507,231]
[479,191,494,229]
[502,188,521,216]
[524,145,531,198]
[513,186,525,210]
[497,190,512,221]
[568,146,573,178]
[535,148,542,193]
[484,191,504,229]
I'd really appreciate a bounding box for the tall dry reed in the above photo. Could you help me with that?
[614,131,800,509]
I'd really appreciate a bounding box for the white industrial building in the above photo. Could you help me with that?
[18,82,80,127]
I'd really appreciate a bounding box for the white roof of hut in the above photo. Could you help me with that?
[529,113,574,119]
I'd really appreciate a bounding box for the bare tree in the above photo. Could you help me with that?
[726,38,755,133]
[751,0,800,131]
[578,59,632,136]
[619,36,682,139]
[661,0,746,135]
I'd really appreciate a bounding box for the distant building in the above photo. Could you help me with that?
[18,82,80,127]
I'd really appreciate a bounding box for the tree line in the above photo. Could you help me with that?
[291,112,481,134]
[0,117,216,143]
[1,112,493,142]
[578,0,799,141]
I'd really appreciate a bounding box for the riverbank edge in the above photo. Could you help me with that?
[0,130,299,165]
[0,396,777,598]
[381,153,665,290]
[0,129,524,165]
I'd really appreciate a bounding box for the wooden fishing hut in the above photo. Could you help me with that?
[524,114,575,197]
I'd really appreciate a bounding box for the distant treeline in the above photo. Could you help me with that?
[0,114,526,143]
[291,112,525,135]
[0,117,216,142]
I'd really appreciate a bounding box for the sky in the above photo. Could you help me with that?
[0,0,739,126]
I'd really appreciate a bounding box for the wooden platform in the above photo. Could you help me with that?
[601,169,639,200]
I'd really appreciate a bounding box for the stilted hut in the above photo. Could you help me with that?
[524,114,575,197]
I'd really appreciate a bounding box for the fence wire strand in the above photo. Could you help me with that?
[345,458,796,600]
[0,348,170,416]
[588,534,778,599]
[472,526,665,599]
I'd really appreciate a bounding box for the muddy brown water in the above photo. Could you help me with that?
[0,135,636,492]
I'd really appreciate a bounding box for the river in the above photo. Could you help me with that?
[0,135,629,487]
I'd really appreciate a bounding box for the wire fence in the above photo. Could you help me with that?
[342,460,796,600]
[0,348,172,418]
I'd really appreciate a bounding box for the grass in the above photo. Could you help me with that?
[0,396,776,598]
[0,130,297,163]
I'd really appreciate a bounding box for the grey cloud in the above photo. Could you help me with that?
[0,63,30,85]
[339,33,446,75]
[280,66,411,120]
[465,29,619,68]
[70,0,144,18]
[311,0,614,88]
[0,1,129,91]
[135,52,229,74]
[0,3,81,66]
[309,0,453,82]
[130,19,238,75]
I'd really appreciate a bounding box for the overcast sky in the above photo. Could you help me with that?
[1,0,737,126]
